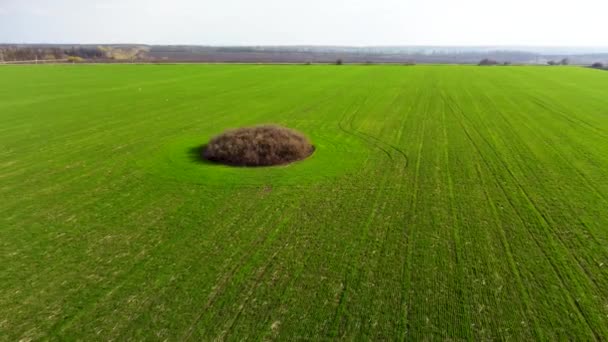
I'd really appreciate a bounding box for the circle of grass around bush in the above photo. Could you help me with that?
[202,125,314,167]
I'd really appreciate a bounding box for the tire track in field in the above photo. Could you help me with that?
[476,90,608,271]
[337,96,394,162]
[449,98,580,336]
[472,84,608,211]
[336,87,409,169]
[472,163,544,340]
[477,90,608,273]
[399,87,430,341]
[125,200,287,340]
[351,83,414,338]
[439,91,474,339]
[216,236,286,340]
[209,185,345,339]
[446,91,604,340]
[181,200,299,340]
[458,86,604,298]
[346,87,410,169]
[50,189,265,337]
[39,192,245,339]
[14,190,185,335]
[527,95,608,139]
[440,90,543,339]
[328,185,391,338]
[479,89,608,206]
[232,179,364,339]
[327,153,396,337]
[251,188,349,340]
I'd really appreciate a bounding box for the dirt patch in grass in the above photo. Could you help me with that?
[202,125,314,167]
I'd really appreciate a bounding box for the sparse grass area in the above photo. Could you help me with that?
[1,65,608,340]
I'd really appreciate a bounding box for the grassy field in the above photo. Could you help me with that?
[1,64,608,340]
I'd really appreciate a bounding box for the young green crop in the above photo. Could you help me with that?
[1,64,607,340]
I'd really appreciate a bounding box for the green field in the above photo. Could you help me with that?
[2,65,608,340]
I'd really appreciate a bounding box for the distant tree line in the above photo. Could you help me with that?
[479,58,498,66]
[478,58,511,66]
[65,47,105,59]
[0,46,110,62]
[547,58,570,66]
[0,47,64,61]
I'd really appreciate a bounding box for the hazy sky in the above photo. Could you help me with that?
[1,0,607,46]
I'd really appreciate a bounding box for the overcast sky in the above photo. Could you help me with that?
[1,0,607,46]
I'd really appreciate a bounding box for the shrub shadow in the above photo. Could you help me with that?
[187,144,316,168]
[187,145,219,166]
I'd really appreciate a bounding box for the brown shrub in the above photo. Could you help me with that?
[202,125,314,167]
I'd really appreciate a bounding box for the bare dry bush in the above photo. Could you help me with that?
[202,125,314,166]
